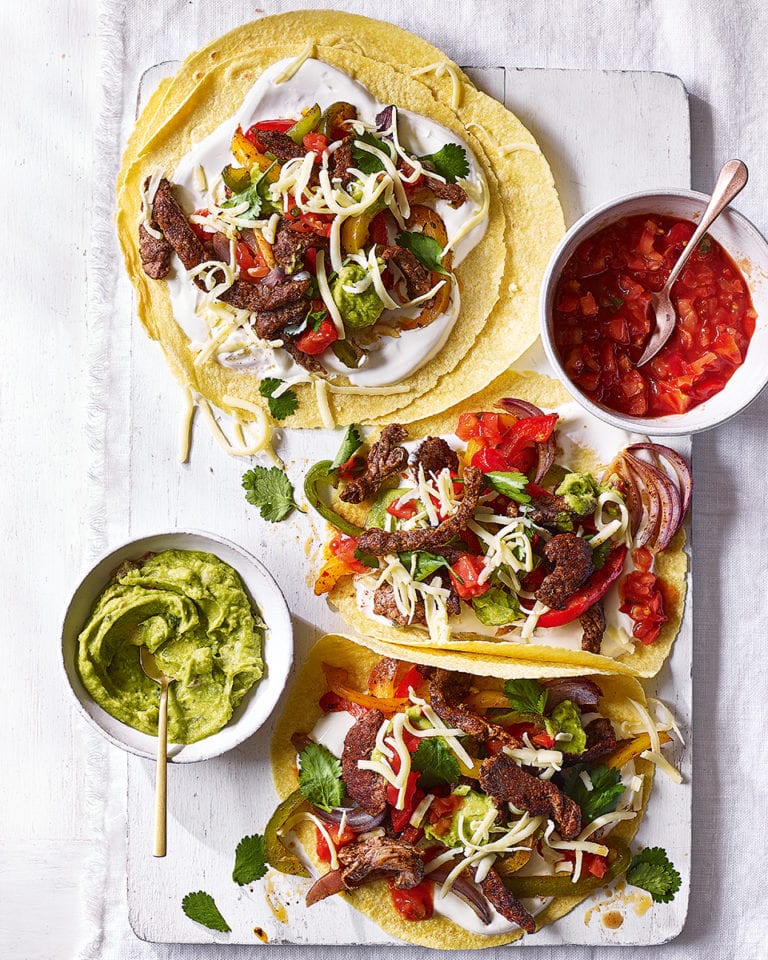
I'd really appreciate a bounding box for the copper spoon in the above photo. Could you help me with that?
[636,159,749,367]
[139,646,174,857]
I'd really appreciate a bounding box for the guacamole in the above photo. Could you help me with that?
[424,785,498,848]
[331,262,385,329]
[77,549,265,743]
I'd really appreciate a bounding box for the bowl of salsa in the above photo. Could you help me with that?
[540,190,768,434]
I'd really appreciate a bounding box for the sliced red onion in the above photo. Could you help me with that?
[612,458,643,538]
[622,452,683,553]
[262,266,286,287]
[313,805,387,832]
[628,443,693,516]
[495,397,557,483]
[426,861,493,925]
[496,398,545,418]
[375,105,395,131]
[306,868,345,906]
[542,677,602,710]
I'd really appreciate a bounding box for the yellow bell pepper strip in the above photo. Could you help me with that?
[604,730,671,770]
[502,839,631,898]
[264,788,311,878]
[398,204,452,329]
[313,556,352,596]
[230,127,281,180]
[322,663,410,716]
[304,460,364,538]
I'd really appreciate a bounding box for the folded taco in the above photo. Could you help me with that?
[116,12,564,431]
[267,634,681,948]
[307,371,690,678]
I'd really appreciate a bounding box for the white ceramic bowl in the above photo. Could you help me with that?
[540,190,768,435]
[61,530,293,762]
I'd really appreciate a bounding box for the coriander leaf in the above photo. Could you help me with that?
[419,143,470,183]
[592,540,612,570]
[331,424,364,471]
[562,763,625,823]
[503,678,548,715]
[547,700,587,754]
[221,161,278,220]
[626,847,682,903]
[298,742,346,811]
[181,891,231,933]
[412,737,461,788]
[353,547,379,569]
[399,550,453,582]
[483,471,532,504]
[352,131,389,175]
[242,466,301,522]
[395,231,451,277]
[232,833,268,885]
[472,586,521,626]
[259,378,298,421]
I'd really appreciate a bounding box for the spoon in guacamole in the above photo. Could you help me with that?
[139,646,174,857]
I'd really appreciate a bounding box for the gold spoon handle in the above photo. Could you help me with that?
[154,683,168,857]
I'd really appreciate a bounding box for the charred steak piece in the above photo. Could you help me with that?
[413,436,459,478]
[306,837,425,905]
[479,868,536,934]
[427,178,468,208]
[341,708,387,816]
[579,601,606,654]
[138,222,172,279]
[219,276,310,312]
[526,488,584,530]
[150,178,207,271]
[273,217,329,273]
[281,337,327,373]
[373,578,460,626]
[253,302,307,341]
[479,752,582,839]
[381,245,434,301]
[339,424,409,504]
[330,136,356,188]
[357,466,483,556]
[429,669,521,746]
[562,717,618,767]
[255,128,305,160]
[535,533,594,610]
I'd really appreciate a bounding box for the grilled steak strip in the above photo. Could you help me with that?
[151,178,207,271]
[357,466,483,555]
[479,752,582,839]
[253,302,307,341]
[413,437,459,478]
[429,669,521,746]
[526,488,585,530]
[535,533,595,610]
[273,217,329,273]
[579,601,606,654]
[373,577,460,627]
[138,223,172,279]
[479,867,536,934]
[562,717,618,767]
[219,276,310,312]
[330,136,356,187]
[427,178,468,208]
[256,128,305,160]
[338,836,424,889]
[381,245,434,300]
[340,424,409,504]
[341,708,387,815]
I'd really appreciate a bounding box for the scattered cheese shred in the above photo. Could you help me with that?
[315,250,346,339]
[410,60,463,110]
[178,387,195,463]
[314,378,335,429]
[499,142,542,156]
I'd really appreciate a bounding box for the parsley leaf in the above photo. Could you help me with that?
[232,833,268,885]
[259,378,298,421]
[298,742,346,811]
[221,161,278,221]
[503,678,548,715]
[562,763,625,823]
[395,231,451,277]
[353,547,379,569]
[399,550,453,582]
[331,424,364,471]
[419,143,470,183]
[472,586,521,626]
[242,466,301,522]
[412,737,461,788]
[483,471,532,504]
[181,891,231,933]
[352,131,390,175]
[626,847,682,903]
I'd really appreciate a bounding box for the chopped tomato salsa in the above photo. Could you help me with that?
[552,214,757,417]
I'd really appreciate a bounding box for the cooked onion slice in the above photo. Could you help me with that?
[306,868,345,906]
[496,397,557,483]
[313,804,388,833]
[425,860,493,925]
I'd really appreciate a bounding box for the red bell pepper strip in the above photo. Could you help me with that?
[536,545,627,628]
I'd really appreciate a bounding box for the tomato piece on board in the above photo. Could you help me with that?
[328,533,370,574]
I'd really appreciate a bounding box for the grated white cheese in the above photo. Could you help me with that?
[315,250,346,338]
[314,379,335,429]
[410,60,463,110]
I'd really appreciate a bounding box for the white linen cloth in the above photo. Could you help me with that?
[80,0,768,957]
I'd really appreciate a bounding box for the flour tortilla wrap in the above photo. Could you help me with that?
[271,633,654,949]
[325,370,687,679]
[116,11,564,428]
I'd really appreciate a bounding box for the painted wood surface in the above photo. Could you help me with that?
[121,66,693,946]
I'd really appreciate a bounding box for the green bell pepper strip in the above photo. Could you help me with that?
[304,460,364,538]
[263,788,311,878]
[287,104,322,144]
[501,838,631,898]
[221,164,253,193]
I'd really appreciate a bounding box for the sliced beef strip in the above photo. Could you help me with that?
[211,231,232,263]
[427,178,468,208]
[151,178,207,271]
[562,717,618,767]
[281,337,327,373]
[412,437,459,478]
[341,708,388,816]
[219,276,310,312]
[339,424,409,504]
[535,533,594,610]
[330,135,356,187]
[372,577,460,627]
[253,302,307,341]
[429,669,521,746]
[526,488,583,530]
[542,677,602,712]
[479,868,536,934]
[579,600,606,654]
[338,836,424,889]
[357,466,483,556]
[273,217,329,273]
[138,223,172,279]
[381,245,434,301]
[256,128,305,160]
[479,752,582,839]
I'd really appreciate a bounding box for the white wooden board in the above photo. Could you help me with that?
[124,65,691,946]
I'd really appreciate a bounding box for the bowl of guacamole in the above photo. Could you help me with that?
[61,531,293,762]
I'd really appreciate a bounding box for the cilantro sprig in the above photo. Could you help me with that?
[562,764,625,823]
[242,466,302,522]
[352,131,390,175]
[298,742,346,811]
[626,847,681,903]
[503,678,548,715]
[259,378,298,421]
[232,833,268,885]
[419,143,469,183]
[395,231,451,277]
[221,161,278,220]
[181,891,231,933]
[412,737,460,788]
[483,471,531,503]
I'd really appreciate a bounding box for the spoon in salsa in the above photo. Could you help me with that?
[139,646,174,857]
[637,159,749,366]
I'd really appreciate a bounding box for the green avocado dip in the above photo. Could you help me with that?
[76,549,265,743]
